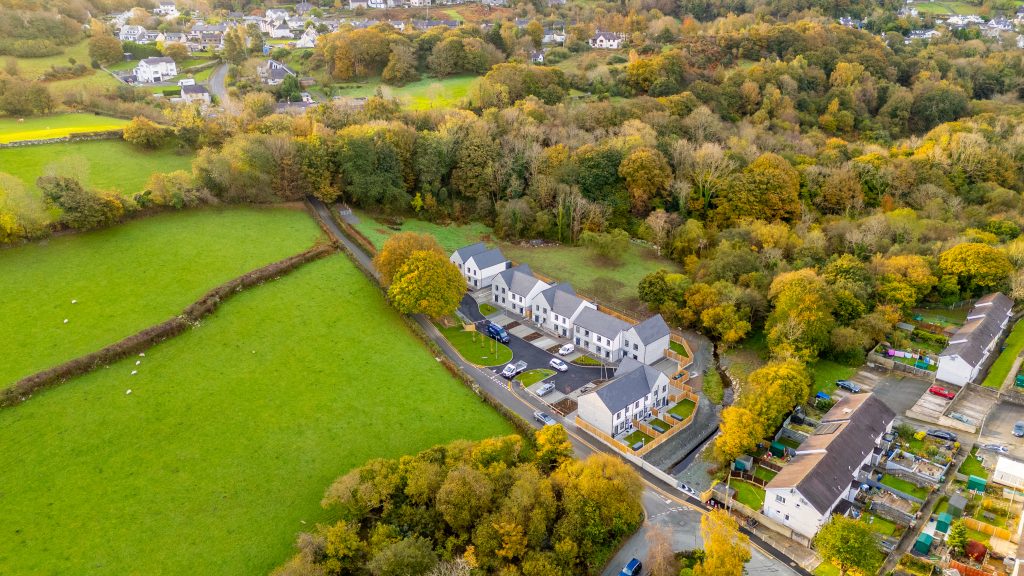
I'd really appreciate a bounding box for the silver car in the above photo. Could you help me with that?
[534,411,557,426]
[536,383,555,396]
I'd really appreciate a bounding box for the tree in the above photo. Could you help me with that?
[38,175,124,231]
[0,79,53,116]
[122,116,169,149]
[373,231,444,286]
[222,27,246,65]
[278,74,302,102]
[947,519,968,557]
[436,465,494,535]
[535,424,573,472]
[368,536,438,576]
[618,147,672,215]
[581,229,631,263]
[645,526,678,576]
[243,91,276,118]
[162,42,188,63]
[89,34,123,65]
[387,250,466,319]
[322,521,366,575]
[524,21,544,49]
[695,509,750,576]
[382,42,419,86]
[715,153,800,224]
[813,516,883,576]
[766,269,835,361]
[939,242,1013,296]
[0,172,48,243]
[714,406,763,464]
[743,360,811,431]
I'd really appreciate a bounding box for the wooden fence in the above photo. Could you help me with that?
[948,560,995,576]
[574,389,699,457]
[963,517,1016,543]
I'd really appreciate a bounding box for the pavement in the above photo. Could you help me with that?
[308,198,810,576]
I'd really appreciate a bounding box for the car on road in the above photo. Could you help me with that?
[534,411,557,426]
[1014,421,1024,438]
[928,385,956,399]
[619,558,643,576]
[501,360,528,379]
[981,443,1010,454]
[549,358,568,372]
[536,383,555,396]
[485,322,510,344]
[836,379,861,393]
[558,343,575,356]
[927,429,957,442]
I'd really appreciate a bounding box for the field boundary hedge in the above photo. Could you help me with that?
[1,241,338,408]
[0,129,123,148]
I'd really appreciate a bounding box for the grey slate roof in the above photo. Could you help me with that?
[497,265,544,296]
[180,84,209,94]
[767,393,895,514]
[452,242,487,263]
[940,292,1012,368]
[465,247,507,270]
[140,56,176,65]
[593,363,663,414]
[539,284,588,317]
[574,307,630,339]
[630,314,670,345]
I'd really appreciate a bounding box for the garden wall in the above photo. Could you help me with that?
[1,242,336,408]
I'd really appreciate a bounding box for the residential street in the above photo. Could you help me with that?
[209,62,230,107]
[308,198,811,576]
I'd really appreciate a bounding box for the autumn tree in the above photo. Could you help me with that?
[535,424,573,472]
[715,153,800,224]
[813,516,883,576]
[38,175,124,231]
[382,42,419,86]
[939,242,1013,296]
[88,34,123,65]
[581,229,631,263]
[373,231,445,286]
[619,147,672,215]
[162,42,188,63]
[646,526,678,576]
[947,519,968,557]
[0,172,48,243]
[122,116,169,149]
[743,359,812,431]
[695,509,750,576]
[387,250,466,319]
[766,269,835,361]
[714,406,763,464]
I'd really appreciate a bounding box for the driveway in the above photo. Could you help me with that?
[978,401,1024,459]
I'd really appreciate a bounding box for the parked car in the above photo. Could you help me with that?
[836,379,861,393]
[485,322,510,344]
[1013,421,1024,438]
[981,444,1010,454]
[549,358,568,372]
[927,429,958,442]
[536,383,555,396]
[928,385,956,399]
[558,343,575,356]
[502,360,528,378]
[534,411,557,426]
[619,558,643,576]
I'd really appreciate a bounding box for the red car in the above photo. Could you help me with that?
[929,385,956,399]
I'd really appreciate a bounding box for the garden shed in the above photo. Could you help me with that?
[913,533,933,554]
[967,475,987,491]
[734,455,754,472]
[936,512,952,533]
[947,494,967,518]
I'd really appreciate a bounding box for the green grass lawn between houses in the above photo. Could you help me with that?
[753,466,778,483]
[668,398,696,420]
[862,512,901,537]
[0,139,193,197]
[982,319,1024,389]
[436,323,513,367]
[480,303,498,316]
[0,113,130,143]
[731,480,766,510]
[669,340,689,357]
[0,208,323,387]
[0,254,513,576]
[624,430,653,447]
[881,475,930,500]
[959,448,988,479]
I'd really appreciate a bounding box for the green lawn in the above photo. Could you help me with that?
[649,417,671,432]
[0,254,512,576]
[810,359,858,397]
[670,340,689,357]
[0,113,130,143]
[959,449,988,479]
[350,209,493,253]
[624,430,653,447]
[573,355,604,366]
[0,209,322,387]
[966,527,991,546]
[982,320,1024,389]
[436,324,513,366]
[813,562,841,576]
[479,303,498,316]
[731,480,766,510]
[880,475,930,500]
[518,368,555,386]
[0,139,193,197]
[753,466,778,483]
[668,398,696,420]
[330,75,481,109]
[862,513,901,537]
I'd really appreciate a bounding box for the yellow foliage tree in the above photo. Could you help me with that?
[695,509,750,576]
[387,250,466,319]
[373,231,445,286]
[714,406,763,464]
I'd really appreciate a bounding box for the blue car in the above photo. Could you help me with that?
[620,558,643,576]
[836,379,861,393]
[485,322,510,344]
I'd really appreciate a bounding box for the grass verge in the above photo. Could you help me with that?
[518,369,555,387]
[981,320,1024,389]
[480,303,498,316]
[436,324,513,366]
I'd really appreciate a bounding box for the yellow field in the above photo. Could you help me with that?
[0,114,129,143]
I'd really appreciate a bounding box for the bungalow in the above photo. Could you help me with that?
[936,293,1013,386]
[589,31,623,49]
[492,265,550,317]
[574,308,631,361]
[259,59,297,85]
[542,28,565,44]
[180,83,211,105]
[532,284,595,339]
[577,359,671,436]
[762,393,895,540]
[529,50,545,63]
[134,57,177,82]
[622,314,670,365]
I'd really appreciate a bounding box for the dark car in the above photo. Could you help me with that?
[620,558,643,576]
[927,429,958,442]
[836,379,861,393]
[485,322,510,344]
[1013,421,1024,438]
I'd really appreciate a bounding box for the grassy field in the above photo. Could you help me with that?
[330,75,480,109]
[0,139,193,196]
[436,323,513,366]
[0,209,322,387]
[810,359,858,397]
[0,254,513,576]
[350,209,493,253]
[982,320,1024,389]
[0,113,130,143]
[6,39,120,92]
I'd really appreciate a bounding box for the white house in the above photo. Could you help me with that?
[574,308,631,362]
[295,26,319,48]
[269,19,294,38]
[449,244,509,289]
[577,359,671,436]
[492,265,550,317]
[349,0,369,8]
[119,25,148,42]
[134,57,177,82]
[266,8,290,20]
[762,394,895,540]
[259,59,297,85]
[180,83,211,105]
[532,284,595,339]
[936,293,1013,386]
[154,1,179,18]
[542,28,565,44]
[622,314,670,365]
[589,31,623,49]
[993,456,1024,490]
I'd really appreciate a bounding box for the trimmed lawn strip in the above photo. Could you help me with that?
[0,209,322,387]
[0,255,513,576]
[573,355,603,366]
[668,399,696,420]
[0,114,129,143]
[982,320,1024,389]
[517,369,554,386]
[480,303,498,315]
[731,480,766,510]
[753,466,778,483]
[649,417,671,432]
[810,358,857,398]
[669,340,689,357]
[624,430,653,446]
[958,448,987,479]
[881,475,930,500]
[436,324,513,366]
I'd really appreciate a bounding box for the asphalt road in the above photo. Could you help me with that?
[209,62,230,107]
[308,198,810,576]
[979,401,1024,459]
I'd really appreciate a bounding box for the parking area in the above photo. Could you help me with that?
[978,402,1024,460]
[827,366,934,416]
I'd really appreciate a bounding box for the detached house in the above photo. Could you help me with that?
[622,314,670,364]
[492,265,550,316]
[269,19,294,38]
[259,59,297,85]
[134,57,177,82]
[155,1,179,18]
[295,26,319,48]
[119,25,149,42]
[450,243,510,289]
[578,359,671,436]
[588,31,623,49]
[532,284,595,339]
[936,292,1013,386]
[763,393,895,540]
[574,308,631,361]
[180,83,211,105]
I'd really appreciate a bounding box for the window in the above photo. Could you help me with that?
[623,339,629,347]
[633,343,638,351]
[775,495,786,504]
[585,330,590,336]
[784,514,790,521]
